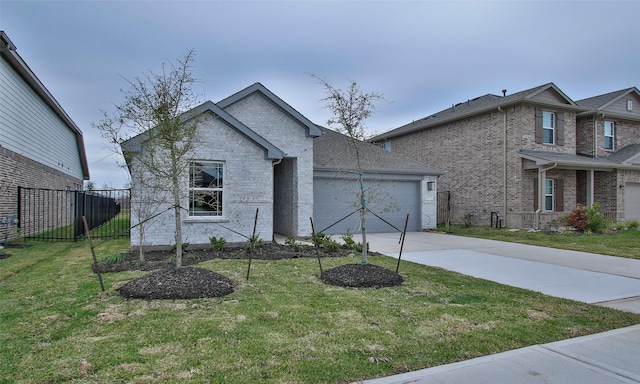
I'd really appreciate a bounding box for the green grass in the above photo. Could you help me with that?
[1,239,638,383]
[441,225,640,260]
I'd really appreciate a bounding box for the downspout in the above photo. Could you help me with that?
[498,106,507,224]
[535,162,558,229]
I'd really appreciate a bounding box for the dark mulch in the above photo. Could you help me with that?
[95,243,402,300]
[118,267,234,300]
[93,243,349,274]
[322,263,403,288]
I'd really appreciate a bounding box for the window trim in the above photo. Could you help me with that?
[188,160,225,218]
[604,121,615,151]
[542,111,555,145]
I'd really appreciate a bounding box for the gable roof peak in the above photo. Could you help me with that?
[218,82,323,138]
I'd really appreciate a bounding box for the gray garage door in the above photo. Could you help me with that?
[313,176,421,234]
[624,182,640,222]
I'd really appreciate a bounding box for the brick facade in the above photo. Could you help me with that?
[0,146,83,241]
[373,84,640,228]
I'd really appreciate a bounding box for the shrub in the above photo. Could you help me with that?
[341,229,356,249]
[312,232,340,251]
[567,203,608,233]
[209,236,226,251]
[245,235,264,251]
[627,220,639,230]
[171,241,190,253]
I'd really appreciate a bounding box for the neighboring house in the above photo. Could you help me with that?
[369,83,640,228]
[0,31,90,239]
[123,83,442,249]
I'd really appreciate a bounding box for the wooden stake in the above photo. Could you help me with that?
[83,216,105,292]
[396,213,409,274]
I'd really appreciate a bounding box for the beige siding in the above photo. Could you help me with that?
[0,57,84,180]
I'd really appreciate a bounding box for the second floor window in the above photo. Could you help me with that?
[604,121,615,151]
[535,108,564,146]
[542,111,555,144]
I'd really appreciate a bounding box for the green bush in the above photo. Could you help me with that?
[245,235,264,251]
[567,203,608,233]
[209,236,226,251]
[312,232,340,251]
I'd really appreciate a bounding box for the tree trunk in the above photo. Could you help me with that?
[138,223,145,262]
[174,203,183,268]
[359,175,368,264]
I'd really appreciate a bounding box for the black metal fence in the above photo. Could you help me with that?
[17,187,130,241]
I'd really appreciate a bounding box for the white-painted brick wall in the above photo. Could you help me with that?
[223,93,315,236]
[130,112,276,248]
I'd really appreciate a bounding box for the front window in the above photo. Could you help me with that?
[189,161,223,216]
[544,179,554,211]
[542,111,555,144]
[604,121,615,151]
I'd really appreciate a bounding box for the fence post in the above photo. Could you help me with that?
[74,191,85,242]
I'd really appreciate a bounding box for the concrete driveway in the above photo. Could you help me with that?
[347,231,640,384]
[361,231,640,313]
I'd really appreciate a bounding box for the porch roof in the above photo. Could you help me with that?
[519,148,640,171]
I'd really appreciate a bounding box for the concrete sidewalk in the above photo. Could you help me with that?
[346,231,640,384]
[357,324,640,384]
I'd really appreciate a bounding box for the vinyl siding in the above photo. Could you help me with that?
[0,57,84,179]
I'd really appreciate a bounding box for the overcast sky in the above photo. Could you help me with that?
[2,1,639,188]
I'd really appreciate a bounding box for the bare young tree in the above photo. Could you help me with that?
[94,49,201,268]
[315,76,384,264]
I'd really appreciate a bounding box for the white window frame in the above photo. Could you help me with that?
[542,111,555,145]
[544,179,554,212]
[189,161,224,217]
[604,121,615,151]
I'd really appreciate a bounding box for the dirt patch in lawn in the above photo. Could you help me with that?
[96,243,403,300]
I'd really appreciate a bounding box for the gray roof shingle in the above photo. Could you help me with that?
[314,127,444,176]
[370,83,582,142]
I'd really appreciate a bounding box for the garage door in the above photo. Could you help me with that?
[313,176,421,234]
[624,183,640,222]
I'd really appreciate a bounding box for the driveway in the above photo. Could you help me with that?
[360,231,640,313]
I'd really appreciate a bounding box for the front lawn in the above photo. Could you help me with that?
[1,239,638,383]
[441,225,640,260]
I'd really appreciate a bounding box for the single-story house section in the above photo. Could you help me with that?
[313,127,444,234]
[122,83,442,249]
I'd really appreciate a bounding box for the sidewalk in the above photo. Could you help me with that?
[348,231,640,383]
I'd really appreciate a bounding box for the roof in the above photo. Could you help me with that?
[121,100,284,160]
[575,87,640,120]
[370,83,584,142]
[575,87,640,110]
[0,31,90,180]
[519,147,640,171]
[314,126,444,176]
[218,82,323,138]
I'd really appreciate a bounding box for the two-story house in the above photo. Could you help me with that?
[0,31,90,240]
[370,83,640,228]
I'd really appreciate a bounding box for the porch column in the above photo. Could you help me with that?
[586,170,594,207]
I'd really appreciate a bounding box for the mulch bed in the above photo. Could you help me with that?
[95,243,403,300]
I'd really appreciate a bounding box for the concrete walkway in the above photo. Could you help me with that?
[345,231,640,384]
